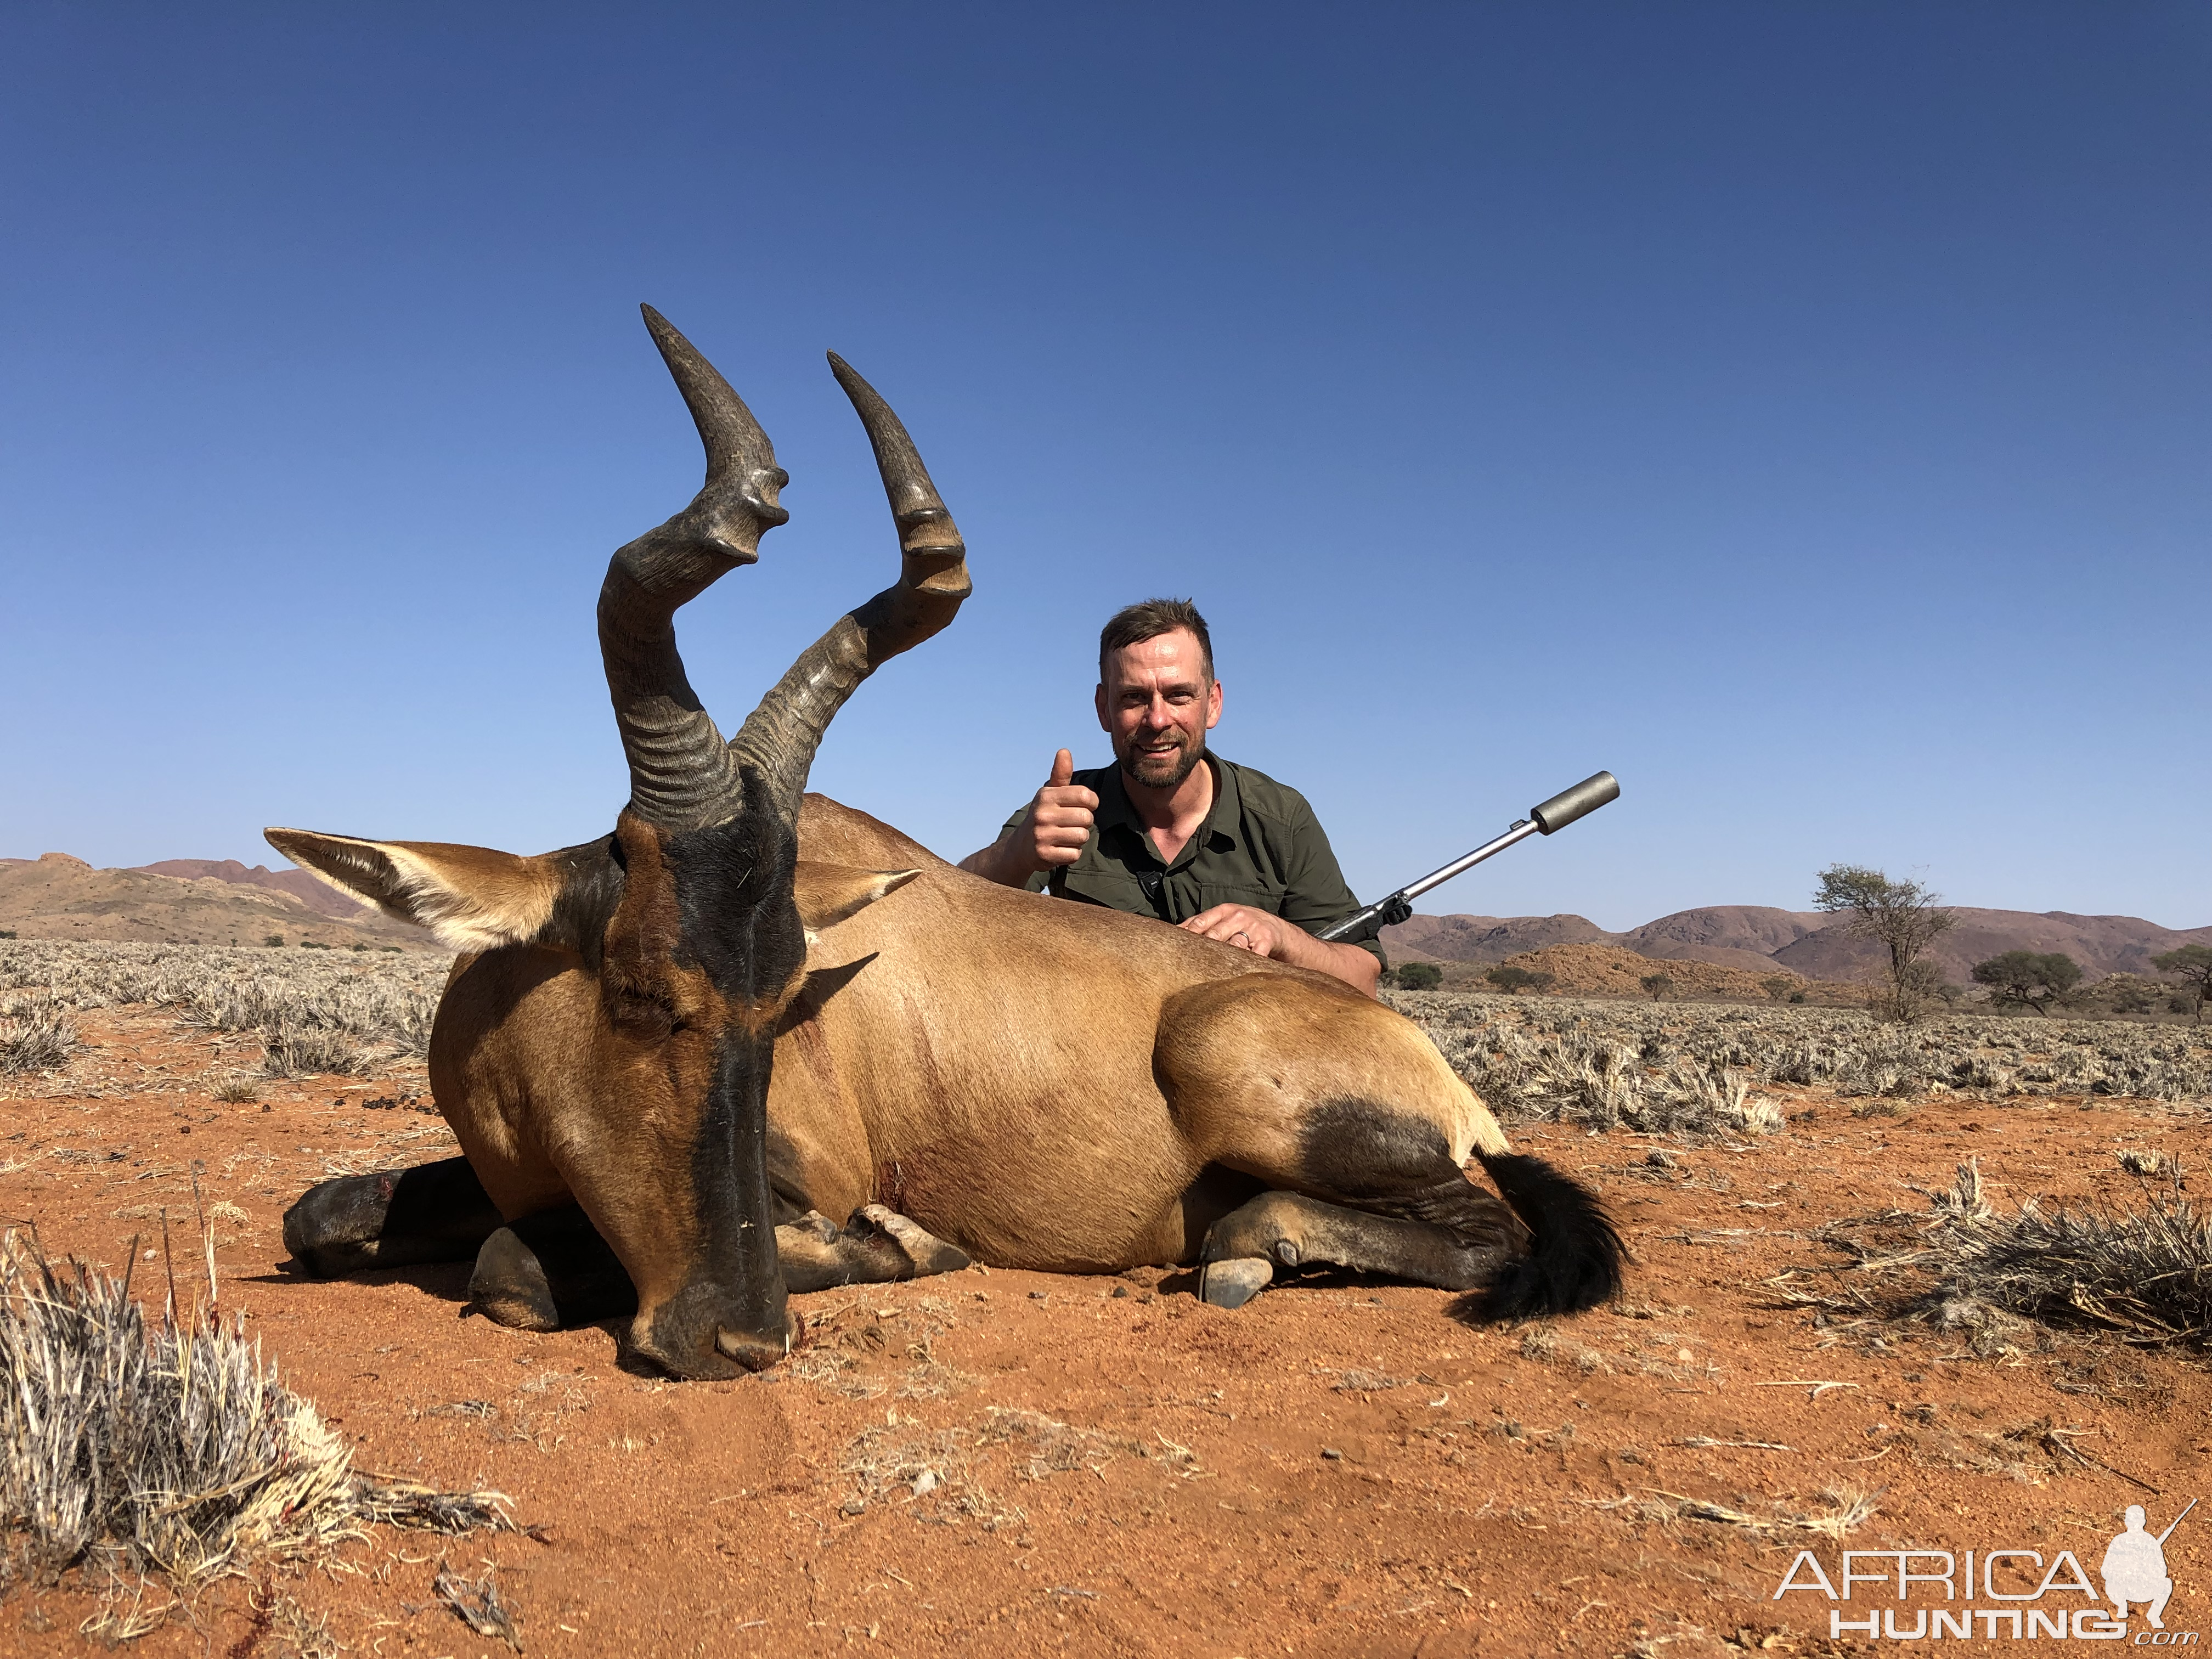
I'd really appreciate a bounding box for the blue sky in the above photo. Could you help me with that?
[3,4,2205,931]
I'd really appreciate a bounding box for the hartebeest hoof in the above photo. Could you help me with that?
[856,1204,971,1277]
[1199,1257,1274,1308]
[464,1204,637,1330]
[468,1227,562,1332]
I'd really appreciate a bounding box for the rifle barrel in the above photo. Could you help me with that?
[1311,771,1617,945]
[2158,1497,2197,1544]
[1399,819,1543,902]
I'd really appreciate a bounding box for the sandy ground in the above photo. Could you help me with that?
[4,1005,2209,1658]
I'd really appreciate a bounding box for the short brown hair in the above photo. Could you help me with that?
[1099,598,1214,683]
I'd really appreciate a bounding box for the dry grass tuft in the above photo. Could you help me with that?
[435,1561,523,1650]
[0,1230,518,1625]
[1822,1159,2212,1350]
[0,995,78,1075]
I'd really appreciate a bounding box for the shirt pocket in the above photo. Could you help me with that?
[1195,880,1284,916]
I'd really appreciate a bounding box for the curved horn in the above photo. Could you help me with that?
[727,353,973,826]
[598,306,791,829]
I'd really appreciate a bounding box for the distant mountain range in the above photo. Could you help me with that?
[5,851,2205,982]
[1381,905,2212,985]
[0,853,427,949]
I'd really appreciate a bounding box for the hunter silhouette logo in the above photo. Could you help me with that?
[1772,1500,2198,1643]
[2106,1501,2193,1630]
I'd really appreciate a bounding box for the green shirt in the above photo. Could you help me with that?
[999,754,1384,963]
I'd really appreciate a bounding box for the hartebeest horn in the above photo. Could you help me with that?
[726,352,972,827]
[596,306,791,829]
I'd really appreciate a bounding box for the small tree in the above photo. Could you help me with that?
[1970,950,2083,1017]
[1486,965,1555,994]
[1639,972,1674,1002]
[1812,864,1956,1022]
[1392,962,1443,991]
[2152,945,2212,1024]
[1760,975,1796,1002]
[263,934,284,948]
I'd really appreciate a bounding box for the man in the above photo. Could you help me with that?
[960,599,1383,995]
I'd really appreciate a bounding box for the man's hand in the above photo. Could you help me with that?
[1181,903,1381,996]
[1181,904,1292,959]
[957,749,1099,887]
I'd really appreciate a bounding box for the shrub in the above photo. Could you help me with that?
[1393,962,1443,991]
[1971,950,2083,1017]
[263,935,284,948]
[1762,976,1796,1002]
[1383,989,2212,1121]
[1485,966,1553,994]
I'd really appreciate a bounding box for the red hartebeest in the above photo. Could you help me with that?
[274,311,1622,1380]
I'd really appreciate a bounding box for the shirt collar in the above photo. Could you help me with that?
[1100,753,1240,870]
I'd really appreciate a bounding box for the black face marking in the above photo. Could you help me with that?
[634,771,809,1367]
[659,773,807,1011]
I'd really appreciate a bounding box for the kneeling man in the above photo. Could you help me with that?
[960,599,1382,995]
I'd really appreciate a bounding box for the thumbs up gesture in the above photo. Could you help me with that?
[1022,748,1099,873]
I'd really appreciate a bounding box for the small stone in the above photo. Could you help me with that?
[1321,1447,1342,1460]
[1110,1284,1130,1299]
[839,1496,866,1516]
[1029,1290,1049,1302]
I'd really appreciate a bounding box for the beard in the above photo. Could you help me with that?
[1118,728,1206,791]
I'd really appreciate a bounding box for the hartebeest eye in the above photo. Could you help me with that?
[606,979,682,1038]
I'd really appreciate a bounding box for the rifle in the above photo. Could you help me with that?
[1313,771,1620,944]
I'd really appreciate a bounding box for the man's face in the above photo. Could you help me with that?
[1095,627,1222,791]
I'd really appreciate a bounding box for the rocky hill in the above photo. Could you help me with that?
[132,857,367,919]
[1480,941,1841,1004]
[0,853,430,950]
[1385,903,2211,985]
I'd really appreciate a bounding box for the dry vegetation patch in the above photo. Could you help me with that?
[1390,991,2212,1140]
[0,941,448,1088]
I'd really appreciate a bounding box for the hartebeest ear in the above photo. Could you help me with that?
[265,828,565,954]
[793,862,921,943]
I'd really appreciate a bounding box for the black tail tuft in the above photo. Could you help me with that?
[1472,1150,1625,1317]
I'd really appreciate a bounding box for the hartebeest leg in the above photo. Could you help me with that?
[283,1159,505,1277]
[1198,1189,1517,1308]
[465,1203,970,1331]
[777,1204,972,1292]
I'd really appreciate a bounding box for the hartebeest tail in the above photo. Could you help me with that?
[1471,1149,1626,1316]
